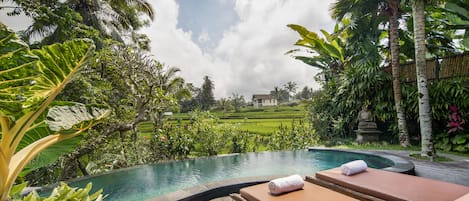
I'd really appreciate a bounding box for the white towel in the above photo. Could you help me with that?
[341,160,368,176]
[268,174,304,195]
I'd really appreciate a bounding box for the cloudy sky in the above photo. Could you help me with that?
[0,0,336,99]
[144,0,336,98]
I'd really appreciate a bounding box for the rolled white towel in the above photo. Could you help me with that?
[341,160,368,176]
[268,174,304,195]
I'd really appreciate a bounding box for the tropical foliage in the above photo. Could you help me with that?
[1,0,468,199]
[268,120,318,150]
[4,0,154,49]
[9,182,104,201]
[287,24,346,83]
[289,0,469,156]
[57,46,187,179]
[0,23,109,201]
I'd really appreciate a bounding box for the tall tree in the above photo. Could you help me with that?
[387,0,411,147]
[272,86,281,102]
[152,65,190,128]
[218,98,231,113]
[69,0,154,48]
[199,76,215,111]
[270,87,289,103]
[231,93,245,112]
[179,83,200,112]
[2,0,154,48]
[298,86,313,100]
[284,81,298,100]
[60,47,180,178]
[332,0,410,146]
[412,0,434,157]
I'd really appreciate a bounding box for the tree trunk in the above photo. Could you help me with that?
[412,0,435,157]
[388,0,410,147]
[76,159,89,176]
[60,120,145,179]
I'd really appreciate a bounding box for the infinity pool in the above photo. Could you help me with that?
[47,150,393,201]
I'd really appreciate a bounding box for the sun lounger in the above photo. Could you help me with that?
[312,167,469,201]
[238,180,359,201]
[455,193,469,201]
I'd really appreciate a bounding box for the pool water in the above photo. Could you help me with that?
[46,150,393,201]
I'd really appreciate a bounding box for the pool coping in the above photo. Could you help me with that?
[307,147,415,174]
[147,148,415,201]
[146,175,285,201]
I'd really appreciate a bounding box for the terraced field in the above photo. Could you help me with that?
[137,104,307,135]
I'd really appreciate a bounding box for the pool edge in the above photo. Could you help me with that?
[148,148,415,201]
[307,147,415,175]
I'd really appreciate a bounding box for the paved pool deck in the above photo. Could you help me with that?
[373,150,469,186]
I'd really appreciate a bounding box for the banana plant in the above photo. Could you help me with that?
[286,24,346,83]
[0,23,110,201]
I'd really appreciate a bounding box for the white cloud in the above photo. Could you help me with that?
[198,29,211,43]
[142,1,217,86]
[144,0,336,99]
[1,0,335,100]
[0,2,31,31]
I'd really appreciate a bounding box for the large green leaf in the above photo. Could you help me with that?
[294,56,327,69]
[45,103,110,132]
[0,22,104,201]
[0,23,96,116]
[18,103,110,175]
[26,39,95,111]
[0,23,39,116]
[287,24,311,38]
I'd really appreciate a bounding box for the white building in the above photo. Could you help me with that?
[252,94,277,107]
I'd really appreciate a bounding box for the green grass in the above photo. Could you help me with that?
[159,105,307,135]
[219,118,296,135]
[173,105,306,120]
[136,118,297,136]
[135,105,305,139]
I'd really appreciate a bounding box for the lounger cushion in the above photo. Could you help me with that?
[316,168,469,201]
[239,181,358,201]
[455,193,469,201]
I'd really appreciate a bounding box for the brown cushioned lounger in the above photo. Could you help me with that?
[315,167,469,201]
[239,180,358,201]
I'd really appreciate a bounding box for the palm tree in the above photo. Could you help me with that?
[70,0,154,47]
[284,81,298,100]
[231,93,245,112]
[412,0,434,157]
[156,65,190,100]
[387,0,411,147]
[332,0,410,147]
[153,64,191,127]
[218,98,231,113]
[270,86,284,107]
[7,0,154,48]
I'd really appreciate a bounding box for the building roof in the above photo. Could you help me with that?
[252,94,274,99]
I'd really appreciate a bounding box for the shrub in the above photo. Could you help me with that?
[435,131,469,153]
[268,120,319,150]
[10,182,104,201]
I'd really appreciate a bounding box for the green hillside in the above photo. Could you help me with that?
[138,104,307,136]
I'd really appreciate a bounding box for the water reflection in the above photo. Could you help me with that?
[50,150,392,201]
